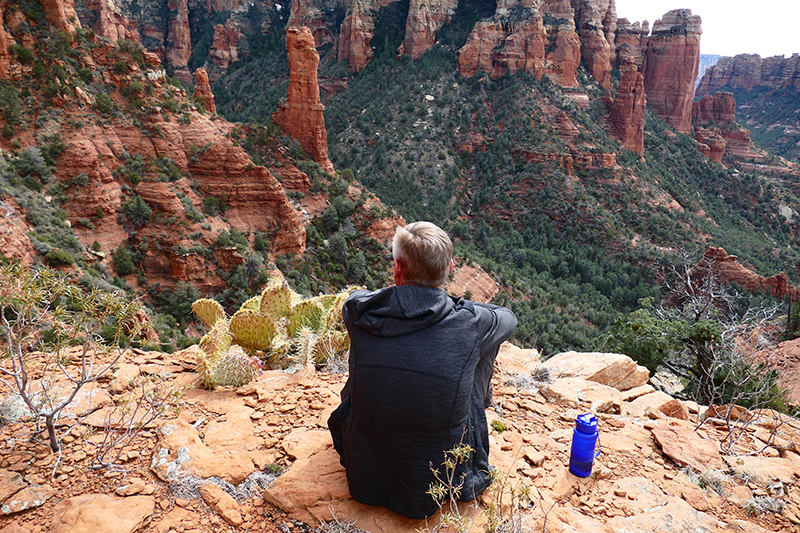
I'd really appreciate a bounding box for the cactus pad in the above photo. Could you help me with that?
[199,345,261,388]
[259,278,295,320]
[192,298,225,328]
[230,309,277,352]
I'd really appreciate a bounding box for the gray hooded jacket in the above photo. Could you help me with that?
[328,285,516,518]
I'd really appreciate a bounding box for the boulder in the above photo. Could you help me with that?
[47,494,153,533]
[539,377,622,413]
[541,351,648,391]
[199,484,243,527]
[651,421,724,472]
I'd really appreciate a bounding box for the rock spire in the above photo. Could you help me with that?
[273,26,334,174]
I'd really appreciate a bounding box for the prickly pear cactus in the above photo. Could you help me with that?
[259,279,295,320]
[200,345,262,388]
[191,282,362,388]
[230,308,278,353]
[192,298,225,328]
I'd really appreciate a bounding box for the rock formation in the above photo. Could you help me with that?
[336,0,376,71]
[273,27,334,174]
[697,247,800,302]
[571,0,616,89]
[691,91,755,162]
[694,129,726,163]
[642,9,701,134]
[41,0,81,34]
[209,19,243,71]
[604,62,645,155]
[614,18,648,70]
[287,0,341,47]
[691,91,736,124]
[457,0,581,86]
[192,68,217,114]
[696,53,800,94]
[166,0,192,84]
[0,6,10,79]
[399,0,457,60]
[83,0,140,42]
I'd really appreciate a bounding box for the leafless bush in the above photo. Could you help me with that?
[90,375,186,470]
[0,264,146,452]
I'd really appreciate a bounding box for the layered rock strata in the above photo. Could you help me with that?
[209,19,243,71]
[83,0,140,42]
[694,129,726,163]
[273,27,334,173]
[570,0,616,89]
[287,0,342,47]
[696,53,800,94]
[691,91,753,162]
[613,18,648,70]
[457,0,581,86]
[642,9,701,134]
[192,68,217,114]
[166,0,192,84]
[399,0,457,60]
[691,91,736,123]
[42,0,81,34]
[698,247,800,302]
[604,62,645,155]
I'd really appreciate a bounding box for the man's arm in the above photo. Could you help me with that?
[473,304,517,407]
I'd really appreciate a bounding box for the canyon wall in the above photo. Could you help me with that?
[613,18,647,71]
[571,0,616,89]
[696,53,800,95]
[399,0,457,60]
[273,26,334,173]
[642,9,701,134]
[457,0,581,86]
[604,62,646,155]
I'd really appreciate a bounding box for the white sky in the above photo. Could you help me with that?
[614,0,799,58]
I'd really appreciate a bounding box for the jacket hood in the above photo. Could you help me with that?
[345,286,455,337]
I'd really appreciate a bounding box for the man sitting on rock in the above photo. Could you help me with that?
[328,221,517,519]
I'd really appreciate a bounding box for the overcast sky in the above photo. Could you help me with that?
[614,0,799,58]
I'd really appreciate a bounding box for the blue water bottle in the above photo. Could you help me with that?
[569,413,600,477]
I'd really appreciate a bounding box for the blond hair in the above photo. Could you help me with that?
[392,221,453,288]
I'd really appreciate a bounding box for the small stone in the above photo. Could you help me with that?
[614,489,627,498]
[159,499,170,510]
[175,498,190,507]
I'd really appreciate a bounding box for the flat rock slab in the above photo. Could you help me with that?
[624,391,675,418]
[496,342,541,376]
[1,484,56,515]
[541,351,649,391]
[263,446,450,533]
[0,469,26,503]
[651,422,724,472]
[539,377,622,413]
[48,493,154,533]
[150,419,256,484]
[608,497,723,532]
[722,455,800,484]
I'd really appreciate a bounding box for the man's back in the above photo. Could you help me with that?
[328,285,517,518]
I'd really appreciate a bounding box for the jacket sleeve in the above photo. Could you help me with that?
[474,303,517,355]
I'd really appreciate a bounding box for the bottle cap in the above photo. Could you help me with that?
[575,413,597,434]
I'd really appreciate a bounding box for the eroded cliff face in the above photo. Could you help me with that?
[696,53,800,94]
[691,91,753,163]
[192,67,217,114]
[613,17,647,70]
[642,9,701,134]
[604,62,645,155]
[457,0,581,86]
[273,26,334,173]
[399,0,457,60]
[570,0,615,89]
[42,0,81,34]
[209,19,242,71]
[165,0,192,84]
[81,0,140,42]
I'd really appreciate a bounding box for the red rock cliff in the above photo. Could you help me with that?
[273,27,334,174]
[209,19,242,72]
[697,247,800,302]
[614,18,648,71]
[192,68,217,114]
[696,53,800,95]
[83,0,140,43]
[605,62,645,155]
[642,9,701,134]
[692,91,736,124]
[288,0,341,47]
[457,0,581,86]
[166,0,192,84]
[571,0,616,89]
[0,3,11,79]
[42,0,81,34]
[399,0,457,60]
